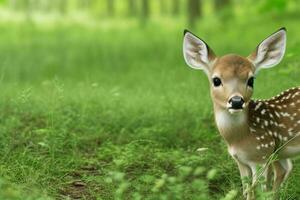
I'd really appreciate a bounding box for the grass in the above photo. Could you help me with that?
[0,15,299,199]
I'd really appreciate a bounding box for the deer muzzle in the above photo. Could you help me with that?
[228,95,245,112]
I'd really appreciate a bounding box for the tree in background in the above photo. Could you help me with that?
[187,0,201,27]
[23,0,32,19]
[141,0,149,21]
[215,0,230,11]
[215,0,231,21]
[128,0,137,16]
[5,0,300,23]
[159,0,166,16]
[59,0,68,15]
[172,0,180,16]
[78,0,91,10]
[107,0,115,16]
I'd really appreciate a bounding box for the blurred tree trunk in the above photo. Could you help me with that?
[24,0,32,19]
[172,0,180,16]
[59,0,68,15]
[141,0,149,20]
[79,0,91,10]
[107,0,115,16]
[40,0,51,12]
[215,0,231,21]
[128,0,137,16]
[159,0,166,15]
[187,0,202,27]
[215,0,230,11]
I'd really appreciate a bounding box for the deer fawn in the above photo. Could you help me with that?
[183,28,300,199]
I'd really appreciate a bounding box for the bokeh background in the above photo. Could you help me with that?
[0,0,299,199]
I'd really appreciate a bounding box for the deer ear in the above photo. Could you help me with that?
[183,30,216,74]
[248,28,286,72]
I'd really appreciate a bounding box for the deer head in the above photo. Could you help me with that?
[183,28,286,114]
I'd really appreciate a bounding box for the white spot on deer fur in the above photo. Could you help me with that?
[270,104,275,108]
[281,112,290,117]
[255,102,262,111]
[279,135,283,141]
[256,146,261,150]
[269,113,274,118]
[277,105,282,109]
[279,124,286,128]
[274,132,278,137]
[250,128,256,133]
[261,135,265,139]
[270,141,275,146]
[294,123,298,127]
[264,121,268,126]
[261,109,266,114]
[283,137,288,141]
[256,137,261,141]
[262,156,266,160]
[297,120,300,124]
[291,102,295,106]
[256,117,260,123]
[268,130,272,136]
[283,104,287,108]
[275,111,280,117]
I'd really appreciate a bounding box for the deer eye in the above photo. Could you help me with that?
[212,77,222,87]
[247,77,254,88]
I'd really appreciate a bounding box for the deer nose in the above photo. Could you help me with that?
[229,96,244,109]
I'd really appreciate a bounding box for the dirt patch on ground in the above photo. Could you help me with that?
[61,180,90,199]
[60,165,101,199]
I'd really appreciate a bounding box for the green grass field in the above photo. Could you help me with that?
[0,16,299,199]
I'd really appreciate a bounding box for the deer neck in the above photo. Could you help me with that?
[213,103,250,145]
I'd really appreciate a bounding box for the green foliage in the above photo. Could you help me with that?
[0,178,50,200]
[220,190,238,200]
[260,0,288,13]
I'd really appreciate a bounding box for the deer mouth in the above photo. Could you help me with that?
[228,108,244,114]
[227,95,246,114]
[227,102,246,114]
